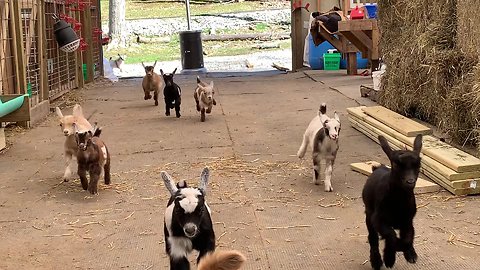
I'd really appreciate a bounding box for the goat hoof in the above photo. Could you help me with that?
[63,178,69,182]
[370,254,383,270]
[165,112,170,116]
[196,105,200,111]
[404,248,417,264]
[324,186,333,192]
[176,113,181,118]
[383,250,396,268]
[155,100,158,106]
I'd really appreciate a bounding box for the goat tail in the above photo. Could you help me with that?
[197,250,246,270]
[319,103,327,115]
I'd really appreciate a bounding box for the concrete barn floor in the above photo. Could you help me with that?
[1,71,479,270]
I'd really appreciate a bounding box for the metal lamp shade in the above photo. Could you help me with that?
[54,19,80,52]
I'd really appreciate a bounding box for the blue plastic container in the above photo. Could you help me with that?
[308,35,369,70]
[364,3,378,19]
[308,35,335,70]
[340,52,369,69]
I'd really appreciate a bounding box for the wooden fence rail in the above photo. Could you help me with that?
[0,0,103,125]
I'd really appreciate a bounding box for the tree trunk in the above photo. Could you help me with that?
[107,0,126,49]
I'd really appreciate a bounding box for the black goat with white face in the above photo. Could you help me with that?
[162,167,215,270]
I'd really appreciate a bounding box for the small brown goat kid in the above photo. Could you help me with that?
[194,76,216,122]
[56,104,93,181]
[75,125,111,195]
[197,250,246,270]
[142,61,164,106]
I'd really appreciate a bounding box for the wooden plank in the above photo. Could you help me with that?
[0,127,5,150]
[356,107,480,173]
[74,9,84,89]
[340,31,368,54]
[348,116,480,195]
[348,107,480,178]
[361,106,432,137]
[350,161,442,194]
[338,20,375,32]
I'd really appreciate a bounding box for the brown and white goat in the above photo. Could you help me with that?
[56,104,93,181]
[194,76,216,122]
[75,125,111,195]
[297,103,341,192]
[109,54,127,72]
[197,250,246,270]
[142,61,164,106]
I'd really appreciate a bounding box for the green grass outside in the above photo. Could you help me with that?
[104,38,291,64]
[100,0,267,21]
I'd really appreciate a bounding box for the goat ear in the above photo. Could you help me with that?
[55,107,63,118]
[378,135,393,159]
[413,134,423,155]
[141,62,146,68]
[334,111,340,122]
[72,104,84,118]
[172,68,177,75]
[153,60,157,68]
[161,171,178,196]
[199,167,210,194]
[160,69,164,76]
[209,81,214,88]
[196,76,201,84]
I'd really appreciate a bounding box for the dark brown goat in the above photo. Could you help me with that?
[75,126,111,194]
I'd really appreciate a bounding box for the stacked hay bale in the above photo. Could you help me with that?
[377,0,480,150]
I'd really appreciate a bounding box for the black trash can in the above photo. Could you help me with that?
[179,30,206,72]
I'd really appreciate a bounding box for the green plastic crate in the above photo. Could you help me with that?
[323,53,341,70]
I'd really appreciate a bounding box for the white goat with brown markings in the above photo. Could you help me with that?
[297,103,341,192]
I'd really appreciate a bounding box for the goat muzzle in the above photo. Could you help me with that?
[183,223,198,238]
[79,143,87,151]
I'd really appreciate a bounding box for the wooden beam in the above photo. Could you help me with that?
[348,117,478,195]
[352,106,480,173]
[0,127,5,150]
[82,7,94,83]
[361,106,432,137]
[348,107,480,180]
[340,31,368,54]
[75,8,84,89]
[350,161,442,194]
[38,0,48,102]
[10,0,27,95]
[291,7,303,72]
[346,52,357,75]
[338,19,376,32]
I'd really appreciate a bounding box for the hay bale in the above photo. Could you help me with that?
[377,0,480,150]
[457,0,480,57]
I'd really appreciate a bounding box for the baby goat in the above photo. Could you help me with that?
[142,61,164,106]
[162,167,215,270]
[75,125,111,195]
[198,250,246,270]
[109,54,126,72]
[362,134,422,270]
[194,76,216,122]
[297,103,341,191]
[161,68,182,118]
[56,104,93,181]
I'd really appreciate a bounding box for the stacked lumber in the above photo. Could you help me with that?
[350,161,442,194]
[347,106,480,196]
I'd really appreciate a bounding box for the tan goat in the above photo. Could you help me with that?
[197,250,246,270]
[194,76,216,122]
[141,61,164,106]
[55,104,93,181]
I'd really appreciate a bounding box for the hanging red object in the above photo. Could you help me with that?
[79,38,88,51]
[73,21,82,31]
